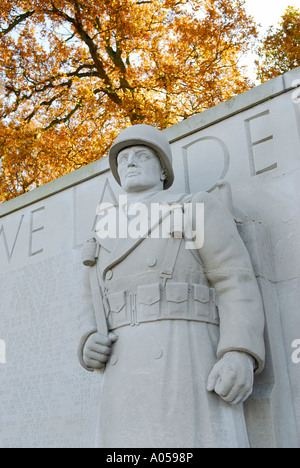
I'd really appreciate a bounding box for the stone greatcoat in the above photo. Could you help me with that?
[78,190,265,448]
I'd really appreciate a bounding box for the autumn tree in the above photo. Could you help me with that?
[256,6,300,82]
[0,0,257,202]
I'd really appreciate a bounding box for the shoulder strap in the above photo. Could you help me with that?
[159,195,190,288]
[159,197,205,285]
[160,237,182,289]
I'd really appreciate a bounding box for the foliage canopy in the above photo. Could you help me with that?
[256,6,300,82]
[0,0,257,201]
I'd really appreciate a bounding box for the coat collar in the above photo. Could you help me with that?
[94,191,187,279]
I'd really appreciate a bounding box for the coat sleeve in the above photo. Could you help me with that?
[77,265,98,372]
[192,191,265,373]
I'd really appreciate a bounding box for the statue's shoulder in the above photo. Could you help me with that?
[159,192,190,204]
[189,191,217,206]
[162,191,209,201]
[189,191,232,221]
[166,191,221,211]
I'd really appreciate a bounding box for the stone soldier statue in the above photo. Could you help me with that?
[78,124,265,448]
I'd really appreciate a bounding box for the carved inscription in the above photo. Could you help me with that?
[0,206,45,263]
[182,136,230,193]
[244,110,278,176]
[0,339,6,363]
[9,252,79,319]
[0,367,98,448]
[291,81,300,144]
[29,206,45,257]
[0,215,24,262]
[0,252,98,447]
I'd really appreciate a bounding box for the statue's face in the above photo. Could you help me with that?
[117,145,166,193]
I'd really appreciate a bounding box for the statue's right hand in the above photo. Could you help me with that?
[83,332,118,370]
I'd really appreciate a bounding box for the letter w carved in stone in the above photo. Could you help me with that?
[0,215,24,262]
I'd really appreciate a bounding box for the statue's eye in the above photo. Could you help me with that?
[138,152,150,160]
[118,155,128,165]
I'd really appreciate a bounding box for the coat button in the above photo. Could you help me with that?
[110,354,118,365]
[106,270,113,280]
[153,349,163,360]
[147,257,157,267]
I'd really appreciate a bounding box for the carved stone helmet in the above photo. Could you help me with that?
[109,124,174,190]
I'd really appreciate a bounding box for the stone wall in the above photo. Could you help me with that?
[1,68,300,447]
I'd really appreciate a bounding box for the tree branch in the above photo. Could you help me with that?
[0,10,36,35]
[43,102,82,131]
[45,1,123,107]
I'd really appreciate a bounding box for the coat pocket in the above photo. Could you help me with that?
[166,282,188,317]
[107,291,126,328]
[137,283,160,320]
[193,284,210,319]
[108,291,126,313]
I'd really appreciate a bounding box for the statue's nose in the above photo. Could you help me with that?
[127,153,137,167]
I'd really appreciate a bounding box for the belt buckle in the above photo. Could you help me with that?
[129,292,139,326]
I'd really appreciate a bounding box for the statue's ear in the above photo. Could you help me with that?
[161,169,167,181]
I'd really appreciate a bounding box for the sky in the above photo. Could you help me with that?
[241,0,300,80]
[243,0,300,32]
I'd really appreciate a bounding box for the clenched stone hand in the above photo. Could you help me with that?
[207,351,255,405]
